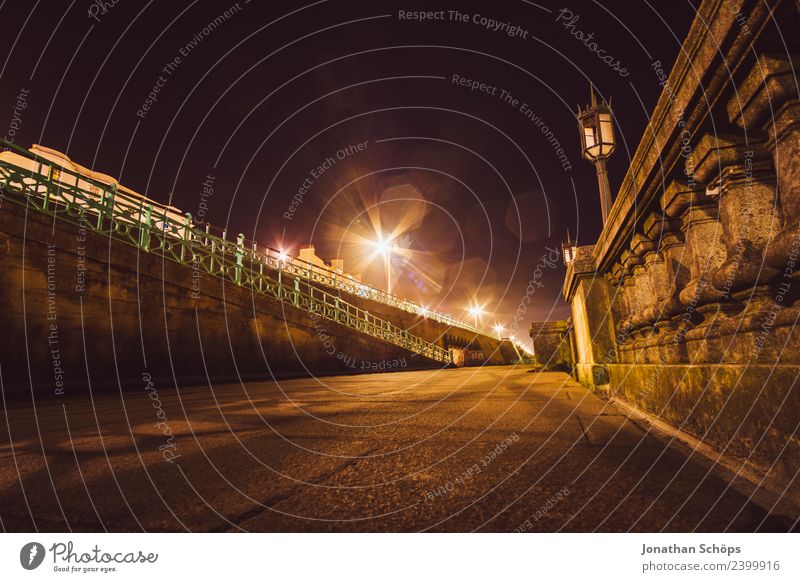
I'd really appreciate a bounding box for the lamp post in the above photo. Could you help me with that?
[577,86,616,223]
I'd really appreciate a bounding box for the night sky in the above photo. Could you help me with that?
[0,0,697,345]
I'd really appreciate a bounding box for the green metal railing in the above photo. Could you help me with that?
[274,253,490,337]
[0,140,453,364]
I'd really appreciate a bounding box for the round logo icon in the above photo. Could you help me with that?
[20,542,46,570]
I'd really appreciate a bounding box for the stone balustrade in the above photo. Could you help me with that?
[551,0,800,498]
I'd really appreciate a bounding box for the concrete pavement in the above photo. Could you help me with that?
[0,366,794,532]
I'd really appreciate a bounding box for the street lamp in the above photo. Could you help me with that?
[577,86,616,223]
[370,233,397,293]
[493,323,505,337]
[561,230,577,266]
[468,305,485,327]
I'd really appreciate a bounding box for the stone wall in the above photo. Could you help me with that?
[529,320,572,370]
[561,0,800,492]
[0,200,505,399]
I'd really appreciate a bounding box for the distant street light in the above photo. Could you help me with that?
[493,323,505,337]
[577,86,616,223]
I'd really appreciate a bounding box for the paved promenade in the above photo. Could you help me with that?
[1,367,793,532]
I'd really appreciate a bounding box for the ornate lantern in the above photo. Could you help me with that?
[577,86,616,222]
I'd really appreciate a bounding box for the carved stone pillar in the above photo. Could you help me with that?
[607,263,631,359]
[727,54,800,358]
[658,180,696,364]
[640,213,673,326]
[628,233,658,334]
[728,55,800,282]
[618,276,637,364]
[690,134,781,330]
[615,250,640,337]
[618,244,651,366]
[672,155,738,361]
[640,213,689,364]
[609,258,636,364]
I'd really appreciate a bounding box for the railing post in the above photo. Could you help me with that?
[210,238,216,273]
[293,277,300,306]
[96,183,116,230]
[40,162,50,210]
[181,213,192,262]
[235,233,244,285]
[258,248,264,293]
[139,203,153,251]
[219,229,227,279]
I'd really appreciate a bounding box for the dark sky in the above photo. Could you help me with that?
[0,0,697,346]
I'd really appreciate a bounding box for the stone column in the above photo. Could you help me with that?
[639,213,689,364]
[617,275,638,364]
[627,230,670,363]
[729,55,800,275]
[658,181,697,364]
[607,262,634,363]
[728,53,800,358]
[729,54,800,327]
[563,246,617,390]
[617,249,643,335]
[691,135,781,326]
[670,157,736,361]
[529,320,572,370]
[628,233,658,332]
